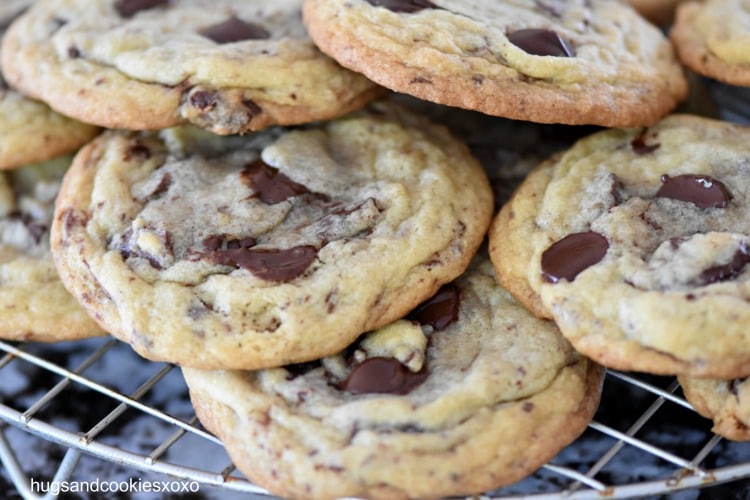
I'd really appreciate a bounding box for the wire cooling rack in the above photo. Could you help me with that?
[1,336,750,499]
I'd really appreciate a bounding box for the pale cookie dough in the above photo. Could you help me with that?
[679,375,750,441]
[1,157,103,341]
[671,0,750,87]
[490,114,750,378]
[0,1,99,169]
[51,102,493,370]
[183,256,604,499]
[303,0,688,127]
[1,0,383,135]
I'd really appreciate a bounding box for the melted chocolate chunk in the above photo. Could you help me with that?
[507,29,574,57]
[214,245,317,282]
[631,136,660,155]
[656,174,731,209]
[699,246,750,285]
[407,284,460,331]
[365,0,437,13]
[240,159,311,204]
[339,357,428,395]
[115,0,169,18]
[541,231,609,283]
[200,16,270,44]
[189,90,216,110]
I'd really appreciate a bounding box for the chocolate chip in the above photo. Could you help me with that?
[729,378,748,396]
[123,140,152,162]
[147,173,172,199]
[115,0,169,18]
[189,90,216,110]
[284,360,322,380]
[407,284,460,331]
[507,29,574,57]
[200,16,270,44]
[339,357,428,395]
[242,99,262,117]
[699,246,750,285]
[541,231,609,283]
[240,159,311,204]
[631,136,660,155]
[214,245,318,282]
[365,0,437,13]
[656,174,731,209]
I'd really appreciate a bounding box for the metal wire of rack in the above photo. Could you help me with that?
[1,336,750,499]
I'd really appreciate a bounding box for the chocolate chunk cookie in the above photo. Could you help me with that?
[1,157,103,341]
[490,114,750,378]
[303,0,688,127]
[1,0,383,135]
[0,1,98,169]
[183,256,603,499]
[51,102,493,370]
[679,375,750,441]
[671,0,750,87]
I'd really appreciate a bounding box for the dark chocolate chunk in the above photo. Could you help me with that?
[365,0,437,13]
[541,231,609,283]
[284,360,322,380]
[699,246,750,285]
[407,284,460,331]
[339,357,428,395]
[214,245,317,282]
[189,90,216,110]
[507,29,574,57]
[67,46,81,58]
[115,0,169,18]
[656,174,731,209]
[631,136,660,155]
[242,99,262,117]
[200,16,270,44]
[240,159,311,204]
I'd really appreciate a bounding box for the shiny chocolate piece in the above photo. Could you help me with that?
[339,357,428,395]
[200,16,270,44]
[115,0,169,18]
[240,160,311,204]
[631,136,660,155]
[699,246,750,285]
[656,174,731,209]
[214,245,318,282]
[541,231,609,283]
[365,0,437,13]
[407,284,460,331]
[507,29,574,57]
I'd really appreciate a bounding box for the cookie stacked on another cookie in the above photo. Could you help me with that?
[183,255,604,499]
[0,0,384,134]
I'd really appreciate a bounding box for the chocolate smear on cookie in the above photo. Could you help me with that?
[656,174,731,209]
[240,159,311,204]
[541,231,608,283]
[200,16,270,44]
[698,246,750,285]
[508,29,574,57]
[365,0,437,13]
[339,357,428,395]
[115,0,169,18]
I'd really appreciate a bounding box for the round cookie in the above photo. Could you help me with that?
[303,0,688,127]
[51,102,493,370]
[1,0,383,135]
[671,0,750,87]
[182,256,604,499]
[0,1,99,170]
[679,375,750,441]
[490,114,750,379]
[1,156,103,342]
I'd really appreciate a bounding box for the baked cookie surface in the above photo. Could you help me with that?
[51,102,493,370]
[0,1,99,170]
[1,0,382,135]
[183,256,603,499]
[303,0,687,127]
[679,375,750,441]
[671,0,750,87]
[490,114,750,378]
[1,157,103,341]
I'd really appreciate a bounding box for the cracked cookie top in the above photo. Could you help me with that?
[490,114,750,378]
[51,102,493,370]
[182,256,603,499]
[0,157,103,341]
[0,0,383,135]
[303,0,687,127]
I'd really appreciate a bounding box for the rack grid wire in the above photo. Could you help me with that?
[1,336,750,500]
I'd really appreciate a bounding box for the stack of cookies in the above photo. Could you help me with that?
[2,0,749,497]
